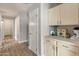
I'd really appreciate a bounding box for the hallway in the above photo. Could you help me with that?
[0,3,40,56]
[0,37,36,56]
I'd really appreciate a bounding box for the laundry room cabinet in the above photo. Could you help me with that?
[48,3,79,25]
[60,3,79,25]
[44,36,79,56]
[44,38,57,56]
[48,5,61,25]
[57,41,79,56]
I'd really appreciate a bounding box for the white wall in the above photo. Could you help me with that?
[15,16,20,41]
[19,13,28,43]
[4,19,14,36]
[40,3,49,56]
[15,13,28,43]
[0,15,4,47]
[0,15,4,41]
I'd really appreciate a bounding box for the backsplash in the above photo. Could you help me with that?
[49,25,79,37]
[58,25,79,36]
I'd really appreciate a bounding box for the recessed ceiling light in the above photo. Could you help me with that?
[1,21,4,23]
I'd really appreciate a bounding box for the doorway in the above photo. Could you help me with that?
[1,18,15,48]
[4,19,14,39]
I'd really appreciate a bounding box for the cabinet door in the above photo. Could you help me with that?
[58,41,78,56]
[48,5,61,25]
[44,39,56,56]
[60,4,79,25]
[48,9,53,25]
[45,39,53,56]
[58,47,75,56]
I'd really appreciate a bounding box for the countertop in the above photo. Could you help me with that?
[45,35,79,47]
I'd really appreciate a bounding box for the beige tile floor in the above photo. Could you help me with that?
[0,36,36,56]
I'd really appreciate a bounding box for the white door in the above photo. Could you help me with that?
[29,8,39,54]
[15,16,20,40]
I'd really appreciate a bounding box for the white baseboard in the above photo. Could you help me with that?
[18,40,28,43]
[29,46,41,56]
[29,46,32,50]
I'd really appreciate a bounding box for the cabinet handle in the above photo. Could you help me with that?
[62,45,69,48]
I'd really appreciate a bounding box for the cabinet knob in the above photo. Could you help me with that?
[62,45,69,48]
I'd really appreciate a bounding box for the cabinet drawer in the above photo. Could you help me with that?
[58,41,78,53]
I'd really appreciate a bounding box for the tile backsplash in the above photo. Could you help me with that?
[57,25,79,36]
[49,25,79,37]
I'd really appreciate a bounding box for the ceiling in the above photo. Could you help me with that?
[49,3,62,8]
[0,3,61,19]
[0,3,33,18]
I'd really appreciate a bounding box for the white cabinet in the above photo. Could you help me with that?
[48,3,79,25]
[44,36,79,56]
[44,38,57,56]
[48,5,61,25]
[60,4,79,25]
[57,41,79,56]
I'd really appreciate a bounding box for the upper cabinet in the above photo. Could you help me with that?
[48,3,79,25]
[48,5,61,25]
[60,4,79,25]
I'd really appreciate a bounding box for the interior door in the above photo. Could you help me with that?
[29,8,39,54]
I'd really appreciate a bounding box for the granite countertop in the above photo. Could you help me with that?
[45,35,79,47]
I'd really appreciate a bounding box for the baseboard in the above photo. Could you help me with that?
[18,40,28,43]
[29,46,31,50]
[29,46,41,56]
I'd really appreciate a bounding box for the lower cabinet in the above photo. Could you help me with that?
[57,41,79,56]
[44,37,79,56]
[44,38,57,56]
